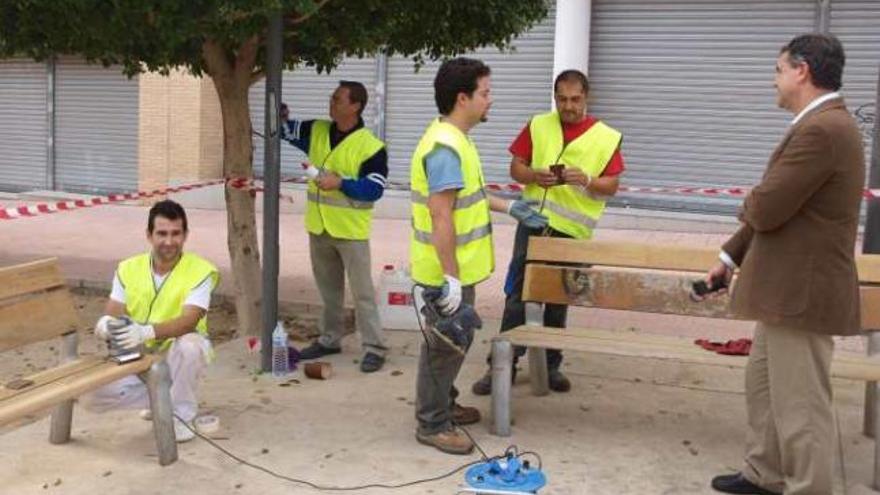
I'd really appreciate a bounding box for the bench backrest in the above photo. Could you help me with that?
[0,258,82,352]
[523,237,880,329]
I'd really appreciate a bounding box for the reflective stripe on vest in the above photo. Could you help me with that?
[306,191,373,210]
[409,188,487,209]
[305,120,385,240]
[412,222,493,246]
[522,112,622,239]
[116,252,219,353]
[409,119,494,287]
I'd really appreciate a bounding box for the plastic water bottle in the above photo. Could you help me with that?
[272,321,289,378]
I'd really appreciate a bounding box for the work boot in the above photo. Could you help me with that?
[710,473,781,495]
[452,403,481,425]
[548,369,571,393]
[299,342,341,361]
[359,352,385,373]
[415,428,474,455]
[471,367,517,396]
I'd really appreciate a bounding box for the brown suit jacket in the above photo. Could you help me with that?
[723,97,865,335]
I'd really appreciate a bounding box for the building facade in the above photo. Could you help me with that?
[0,0,877,214]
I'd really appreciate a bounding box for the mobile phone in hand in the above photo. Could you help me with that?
[690,275,728,302]
[549,164,565,185]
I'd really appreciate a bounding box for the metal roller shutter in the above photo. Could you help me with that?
[589,0,815,213]
[250,57,379,177]
[54,58,139,193]
[0,59,48,191]
[831,0,880,169]
[384,5,556,185]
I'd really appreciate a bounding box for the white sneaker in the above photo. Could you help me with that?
[173,417,196,443]
[138,409,152,421]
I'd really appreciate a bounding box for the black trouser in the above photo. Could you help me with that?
[486,223,570,371]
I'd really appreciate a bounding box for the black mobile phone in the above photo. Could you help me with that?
[690,275,728,301]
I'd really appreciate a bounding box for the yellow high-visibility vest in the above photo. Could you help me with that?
[522,111,622,239]
[117,252,218,352]
[409,118,494,287]
[306,120,385,240]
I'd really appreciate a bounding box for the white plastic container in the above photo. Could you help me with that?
[377,264,423,331]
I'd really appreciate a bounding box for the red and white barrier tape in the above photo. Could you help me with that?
[4,175,880,221]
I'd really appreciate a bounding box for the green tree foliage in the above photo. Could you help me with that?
[0,0,549,335]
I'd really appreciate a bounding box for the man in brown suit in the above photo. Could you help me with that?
[707,34,865,495]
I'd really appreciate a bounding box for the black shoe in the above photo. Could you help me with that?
[359,352,385,373]
[471,368,518,396]
[548,369,571,393]
[711,473,781,495]
[300,342,341,361]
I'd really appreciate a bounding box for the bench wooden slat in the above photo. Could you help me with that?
[0,355,158,427]
[0,258,66,300]
[523,263,733,317]
[503,326,880,382]
[526,238,880,284]
[523,264,880,329]
[0,356,107,402]
[0,288,82,352]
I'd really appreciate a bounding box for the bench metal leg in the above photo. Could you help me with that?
[142,359,178,466]
[491,339,513,437]
[523,302,549,396]
[528,347,550,396]
[866,331,880,438]
[874,380,880,490]
[49,332,78,444]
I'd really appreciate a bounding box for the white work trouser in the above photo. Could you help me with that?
[82,333,210,422]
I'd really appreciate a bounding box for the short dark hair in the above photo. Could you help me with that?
[148,200,188,234]
[554,69,589,94]
[339,80,368,117]
[781,34,845,91]
[433,57,491,116]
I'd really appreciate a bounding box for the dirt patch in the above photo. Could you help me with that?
[0,288,348,382]
[71,287,337,345]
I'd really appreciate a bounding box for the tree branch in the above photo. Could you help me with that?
[234,34,261,86]
[285,0,332,26]
[201,38,232,80]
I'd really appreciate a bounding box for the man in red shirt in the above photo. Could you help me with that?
[472,69,625,396]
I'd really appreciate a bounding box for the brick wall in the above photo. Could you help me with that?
[137,71,223,194]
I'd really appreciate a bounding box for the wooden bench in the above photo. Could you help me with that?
[489,237,880,483]
[0,258,178,465]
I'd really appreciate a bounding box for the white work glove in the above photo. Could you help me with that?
[301,162,321,179]
[438,275,463,315]
[111,322,156,350]
[94,315,115,341]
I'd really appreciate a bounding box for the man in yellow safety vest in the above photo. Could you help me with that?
[471,69,625,396]
[85,200,218,443]
[410,57,549,455]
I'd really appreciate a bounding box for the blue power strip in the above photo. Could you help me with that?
[462,454,547,494]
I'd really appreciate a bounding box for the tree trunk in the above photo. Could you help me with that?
[213,76,263,337]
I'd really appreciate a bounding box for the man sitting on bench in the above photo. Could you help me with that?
[83,200,219,443]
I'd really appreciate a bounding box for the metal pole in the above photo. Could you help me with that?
[261,11,283,373]
[863,66,880,437]
[375,51,388,141]
[46,56,56,190]
[814,0,831,34]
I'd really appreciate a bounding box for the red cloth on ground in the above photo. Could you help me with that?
[694,338,752,356]
[508,116,625,177]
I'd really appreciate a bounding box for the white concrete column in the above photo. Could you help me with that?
[553,0,592,78]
